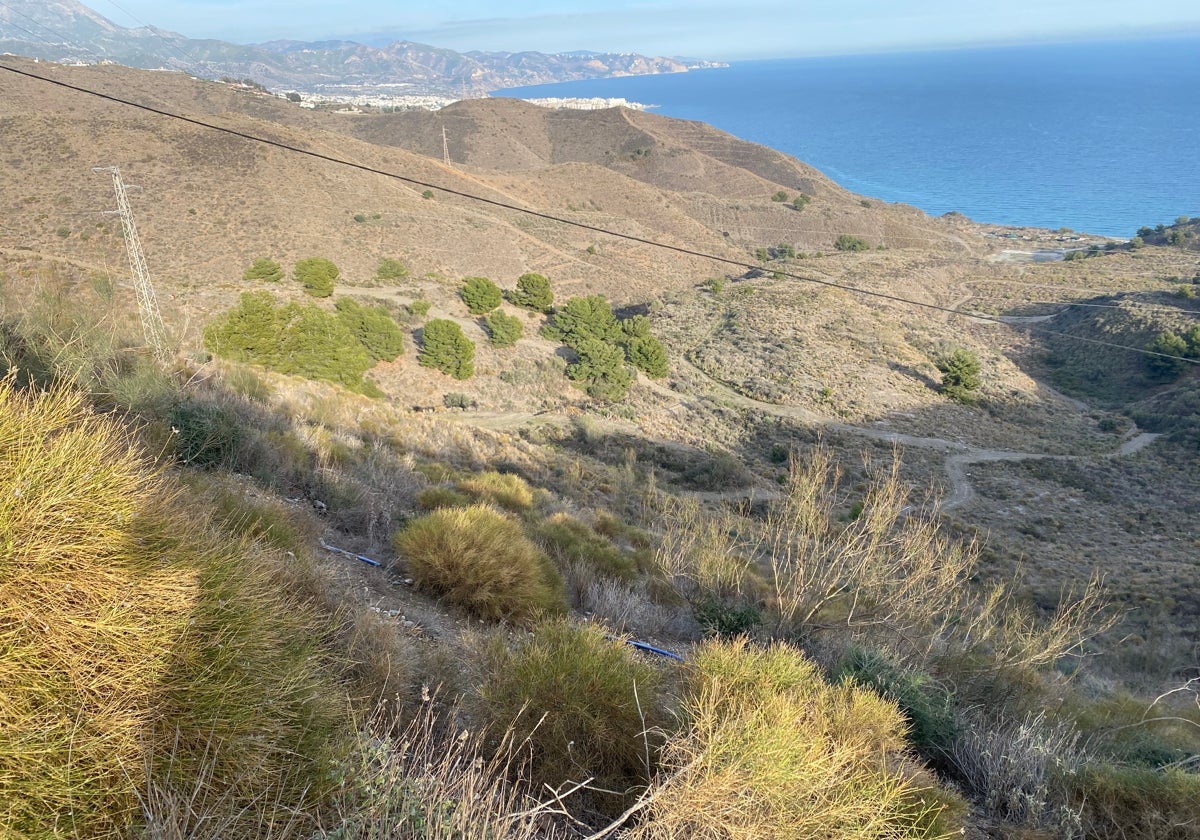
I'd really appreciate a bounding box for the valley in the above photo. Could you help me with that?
[2,53,1198,839]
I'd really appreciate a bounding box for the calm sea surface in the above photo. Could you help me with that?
[498,38,1200,237]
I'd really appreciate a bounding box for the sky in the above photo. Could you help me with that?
[92,0,1200,59]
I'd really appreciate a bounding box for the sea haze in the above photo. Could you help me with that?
[498,37,1200,237]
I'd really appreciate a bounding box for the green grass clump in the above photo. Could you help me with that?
[169,397,244,469]
[529,512,638,581]
[393,505,564,623]
[628,638,961,840]
[0,378,348,838]
[475,619,662,810]
[455,470,536,512]
[415,484,472,511]
[835,647,958,769]
[1074,764,1200,840]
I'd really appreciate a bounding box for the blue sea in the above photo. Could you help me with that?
[497,38,1200,238]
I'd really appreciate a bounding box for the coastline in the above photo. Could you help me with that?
[497,38,1200,238]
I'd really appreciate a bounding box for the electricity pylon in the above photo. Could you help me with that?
[94,166,168,359]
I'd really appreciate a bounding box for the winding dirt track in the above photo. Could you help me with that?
[460,354,1161,513]
[672,357,1161,511]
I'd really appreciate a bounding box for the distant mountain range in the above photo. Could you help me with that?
[0,0,724,95]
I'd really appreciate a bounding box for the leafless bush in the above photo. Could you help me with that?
[577,571,699,640]
[950,710,1086,837]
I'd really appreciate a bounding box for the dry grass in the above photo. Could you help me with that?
[394,505,566,623]
[473,619,664,816]
[0,377,195,837]
[624,638,961,840]
[457,470,537,512]
[321,698,575,840]
[0,376,349,837]
[950,710,1086,836]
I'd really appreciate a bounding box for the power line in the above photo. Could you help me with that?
[0,3,85,54]
[1,60,1196,368]
[90,0,202,75]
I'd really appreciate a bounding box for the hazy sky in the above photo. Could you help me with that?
[91,0,1200,58]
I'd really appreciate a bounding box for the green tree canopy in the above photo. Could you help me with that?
[460,276,502,315]
[625,335,669,378]
[935,348,982,401]
[419,319,475,379]
[275,304,372,387]
[485,310,524,348]
[293,257,339,298]
[375,257,410,282]
[543,295,621,349]
[1146,330,1190,379]
[620,315,652,341]
[242,257,283,283]
[508,272,554,312]
[204,292,376,392]
[334,297,405,362]
[567,339,634,401]
[203,290,285,365]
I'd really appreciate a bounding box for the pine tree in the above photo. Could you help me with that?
[419,319,475,379]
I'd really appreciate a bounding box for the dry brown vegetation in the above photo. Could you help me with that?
[2,56,1199,839]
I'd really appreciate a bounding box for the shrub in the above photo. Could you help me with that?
[375,257,410,282]
[543,295,622,349]
[407,299,432,318]
[242,257,283,283]
[508,272,554,312]
[169,398,243,469]
[792,194,811,211]
[442,391,477,410]
[771,190,788,202]
[835,648,958,767]
[627,639,961,840]
[950,710,1084,835]
[935,348,981,400]
[456,470,535,512]
[205,293,376,392]
[626,335,668,378]
[1146,330,1189,378]
[1073,764,1200,840]
[324,701,565,840]
[460,276,502,314]
[415,485,471,511]
[568,339,634,401]
[834,234,871,252]
[393,505,564,622]
[0,381,347,837]
[335,297,405,361]
[474,619,662,808]
[418,319,475,379]
[485,310,524,347]
[529,512,637,580]
[294,257,339,297]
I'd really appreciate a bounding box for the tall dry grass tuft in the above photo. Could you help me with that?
[394,505,566,623]
[456,470,537,512]
[624,638,960,840]
[474,619,664,816]
[0,376,349,837]
[321,699,575,840]
[0,377,195,836]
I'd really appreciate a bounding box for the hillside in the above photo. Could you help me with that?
[2,54,1199,840]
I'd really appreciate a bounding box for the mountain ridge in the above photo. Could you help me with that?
[0,0,724,94]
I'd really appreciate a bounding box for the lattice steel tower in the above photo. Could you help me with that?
[94,166,168,359]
